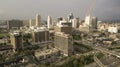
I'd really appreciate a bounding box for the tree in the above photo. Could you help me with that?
[73,35,81,40]
[23,33,32,41]
[73,59,79,67]
[79,55,85,65]
[0,34,4,39]
[38,65,46,67]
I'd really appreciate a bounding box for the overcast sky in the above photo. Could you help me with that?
[0,0,120,21]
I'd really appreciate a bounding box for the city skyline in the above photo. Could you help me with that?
[0,0,120,21]
[0,1,120,66]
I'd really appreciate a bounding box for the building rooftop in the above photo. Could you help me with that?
[10,30,21,36]
[55,32,71,38]
[30,26,49,32]
[35,48,59,57]
[56,20,72,27]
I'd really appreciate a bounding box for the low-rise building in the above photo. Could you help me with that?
[35,48,60,63]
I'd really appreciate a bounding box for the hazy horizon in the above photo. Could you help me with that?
[0,0,120,21]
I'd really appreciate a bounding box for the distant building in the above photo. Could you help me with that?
[0,20,8,30]
[29,19,32,27]
[98,22,109,31]
[72,18,79,29]
[68,13,74,21]
[79,16,98,32]
[31,27,49,43]
[85,15,92,26]
[79,25,92,32]
[10,31,23,50]
[22,20,29,27]
[57,17,63,22]
[54,20,72,34]
[7,20,23,30]
[85,16,97,29]
[47,16,53,29]
[108,26,118,33]
[36,14,41,27]
[54,32,73,56]
[92,17,98,31]
[29,19,36,27]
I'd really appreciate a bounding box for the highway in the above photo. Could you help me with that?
[93,56,106,67]
[74,40,120,58]
[93,46,120,58]
[75,50,97,57]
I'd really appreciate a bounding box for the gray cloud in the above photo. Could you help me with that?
[0,0,120,21]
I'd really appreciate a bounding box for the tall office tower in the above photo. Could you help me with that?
[54,20,72,34]
[29,19,36,27]
[85,15,92,26]
[72,18,79,29]
[92,17,98,31]
[47,16,52,29]
[84,15,98,32]
[32,27,49,43]
[36,14,41,27]
[10,31,23,50]
[68,13,74,21]
[29,19,32,27]
[54,32,73,56]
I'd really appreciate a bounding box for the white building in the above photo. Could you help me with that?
[56,20,71,27]
[29,19,35,27]
[79,15,98,32]
[108,26,118,33]
[85,15,92,26]
[29,19,32,27]
[47,16,53,29]
[36,14,41,27]
[72,18,79,28]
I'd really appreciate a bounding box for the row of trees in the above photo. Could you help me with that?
[74,42,93,53]
[38,55,94,67]
[58,55,94,67]
[37,52,104,67]
[72,35,82,40]
[51,55,94,67]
